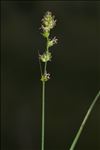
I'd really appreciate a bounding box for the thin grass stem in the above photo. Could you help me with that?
[38,50,43,76]
[41,34,48,150]
[41,81,45,150]
[69,90,100,150]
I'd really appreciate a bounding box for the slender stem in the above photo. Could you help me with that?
[44,36,49,74]
[69,90,100,150]
[38,50,43,76]
[44,62,47,74]
[46,37,49,52]
[41,81,45,150]
[41,36,49,150]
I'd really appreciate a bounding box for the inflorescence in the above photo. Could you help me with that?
[39,11,58,82]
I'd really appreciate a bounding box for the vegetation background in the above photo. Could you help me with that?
[1,1,100,150]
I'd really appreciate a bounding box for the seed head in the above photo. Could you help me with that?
[41,11,57,33]
[48,37,58,47]
[39,51,52,62]
[41,73,50,82]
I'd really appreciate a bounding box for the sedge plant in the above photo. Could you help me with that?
[38,11,58,150]
[37,11,100,150]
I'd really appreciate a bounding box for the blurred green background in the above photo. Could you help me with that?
[1,1,100,150]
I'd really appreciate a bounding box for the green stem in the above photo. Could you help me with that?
[38,50,43,76]
[41,36,49,150]
[69,90,100,150]
[41,81,45,150]
[44,36,49,74]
